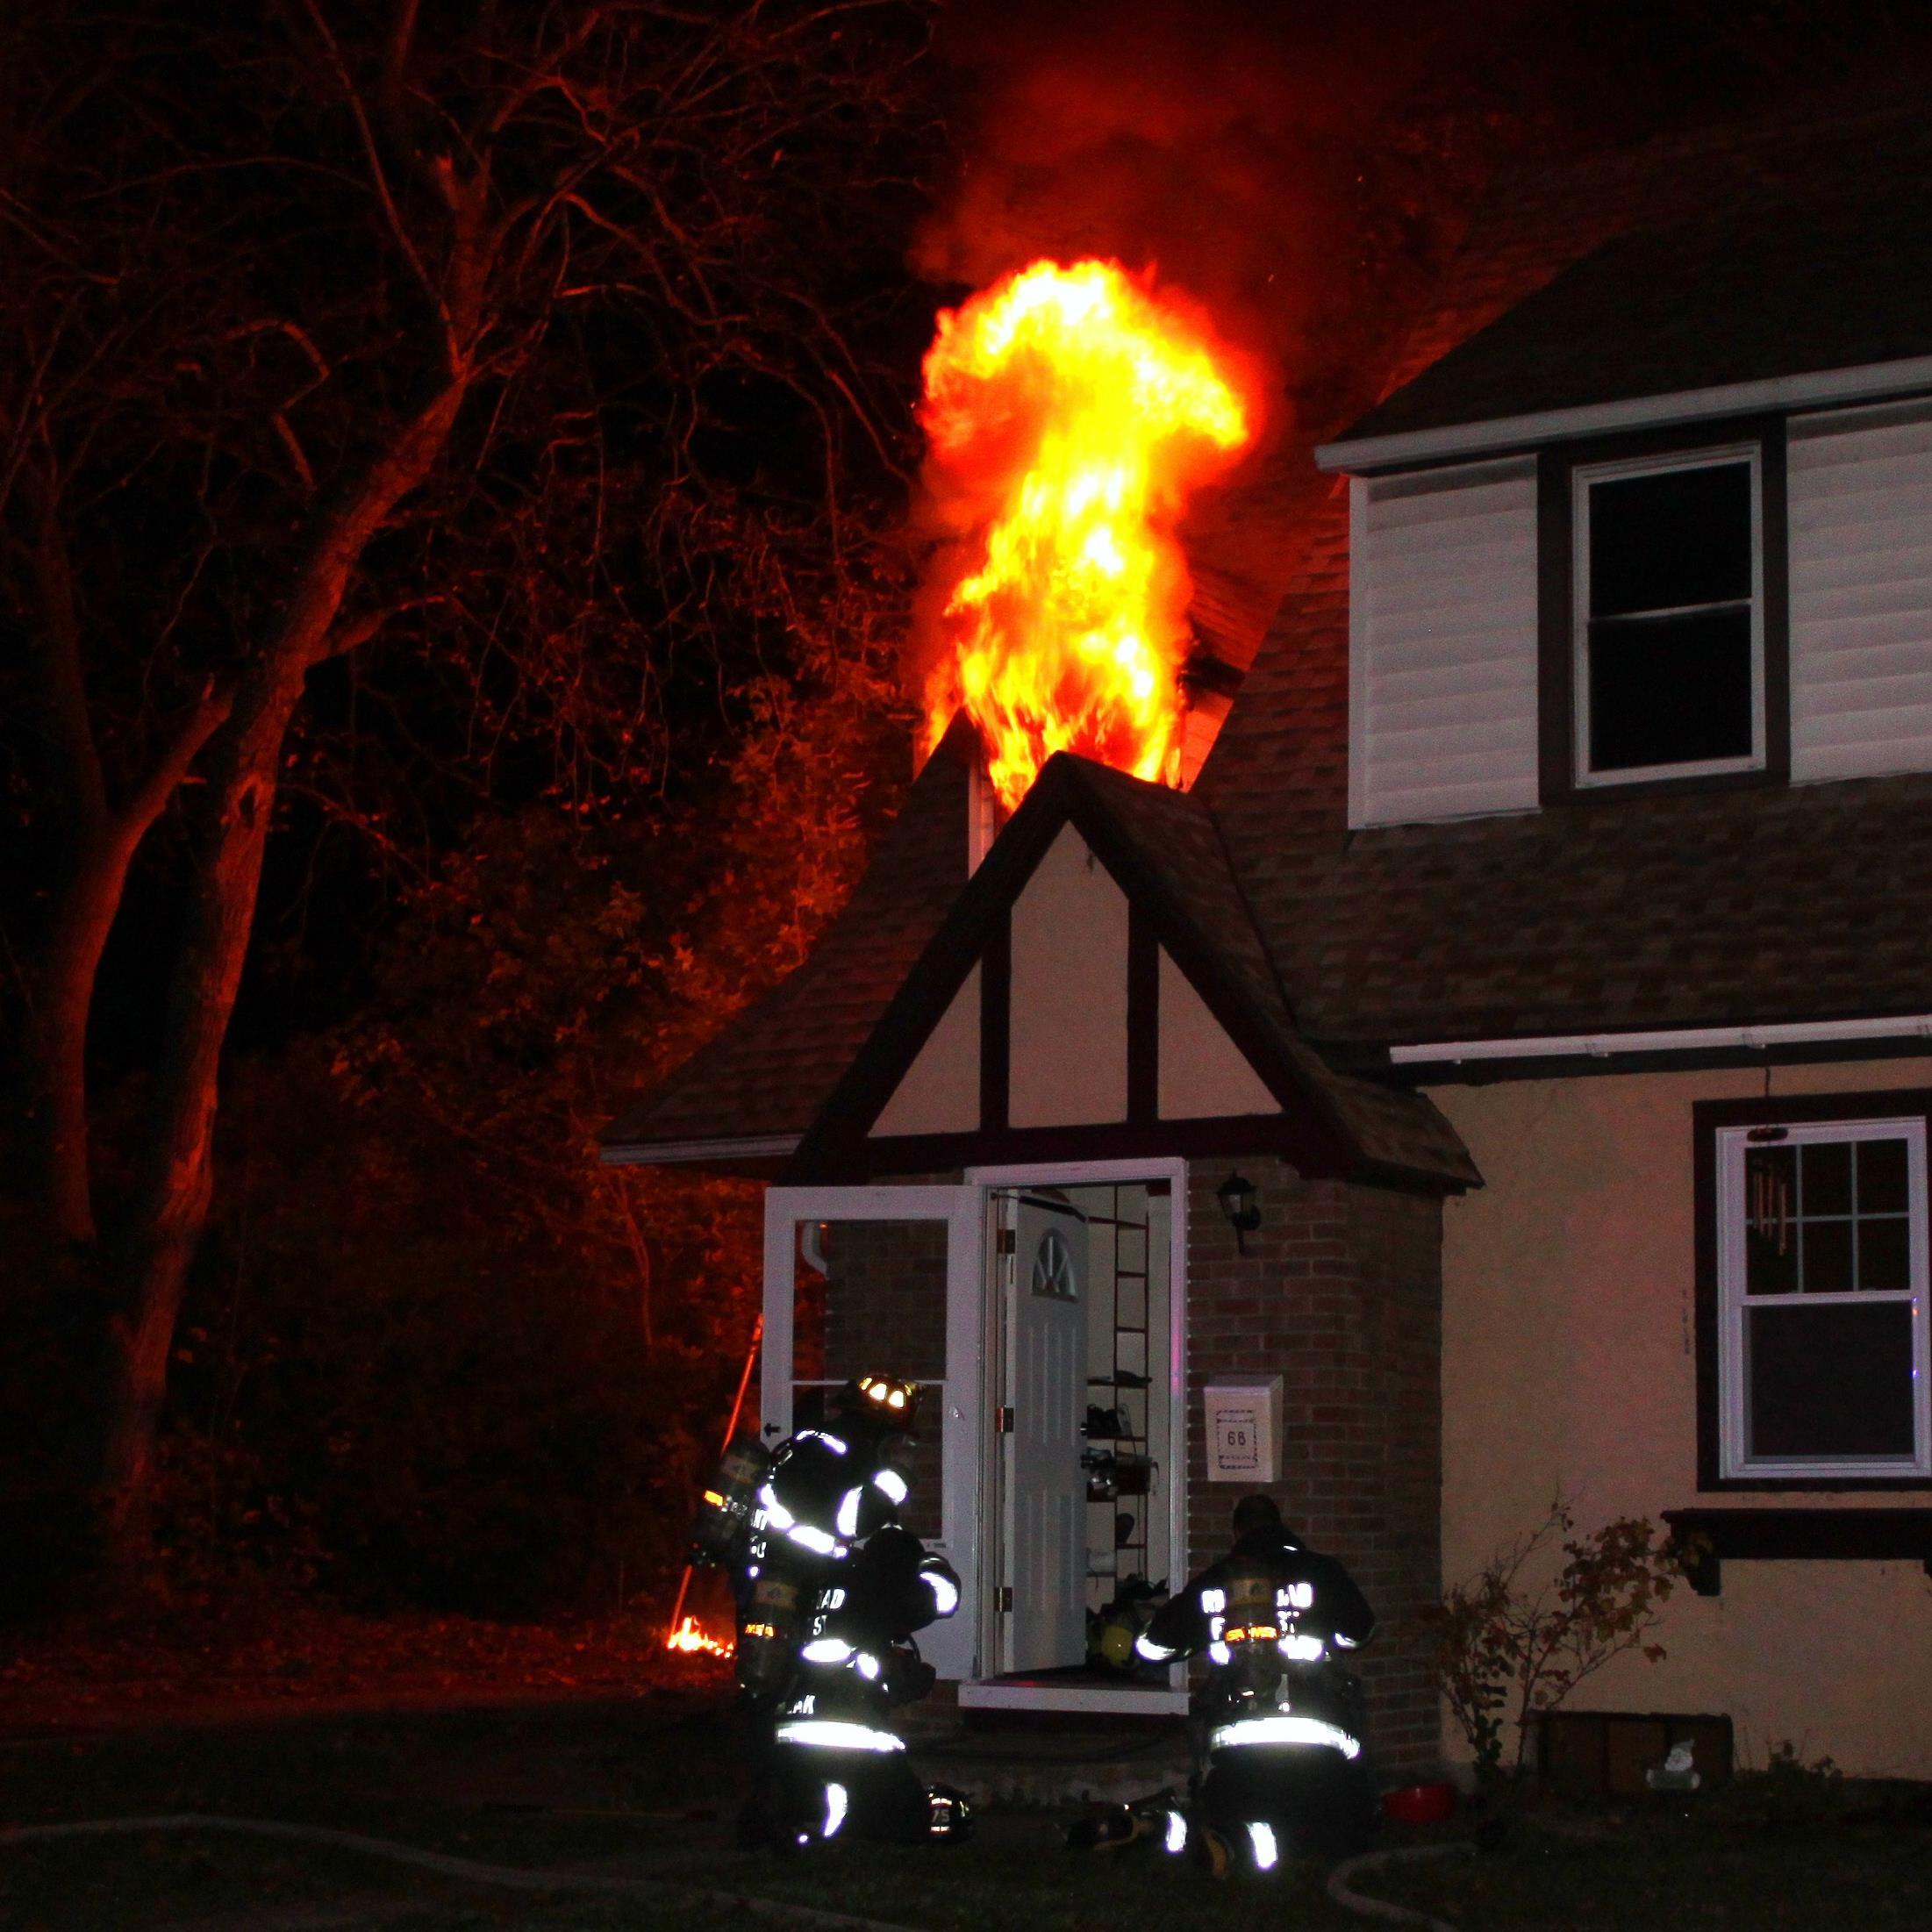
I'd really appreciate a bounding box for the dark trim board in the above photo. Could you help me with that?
[1664,1508,1932,1596]
[1692,1087,1932,1492]
[790,1114,1331,1184]
[980,912,1011,1133]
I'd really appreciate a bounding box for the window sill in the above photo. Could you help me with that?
[1663,1506,1932,1596]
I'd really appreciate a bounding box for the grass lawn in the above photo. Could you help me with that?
[4,1693,1930,1929]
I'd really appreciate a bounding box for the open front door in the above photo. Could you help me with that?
[762,1185,984,1681]
[1005,1194,1088,1671]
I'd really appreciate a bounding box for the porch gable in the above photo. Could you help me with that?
[787,753,1475,1188]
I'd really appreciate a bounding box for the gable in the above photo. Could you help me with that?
[865,820,1279,1141]
[789,752,1478,1188]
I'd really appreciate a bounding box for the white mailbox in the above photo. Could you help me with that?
[1204,1375,1283,1484]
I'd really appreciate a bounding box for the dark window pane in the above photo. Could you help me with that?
[1747,1303,1916,1459]
[1802,1141,1852,1217]
[1590,462,1752,617]
[1588,609,1753,770]
[1858,1138,1910,1215]
[1744,1144,1798,1293]
[1801,1219,1853,1293]
[1859,1216,1910,1294]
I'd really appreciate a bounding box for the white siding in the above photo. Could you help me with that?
[1789,400,1932,782]
[1349,457,1541,827]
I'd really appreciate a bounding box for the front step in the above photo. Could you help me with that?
[902,1714,1191,1809]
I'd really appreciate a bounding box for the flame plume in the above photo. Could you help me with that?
[919,260,1256,810]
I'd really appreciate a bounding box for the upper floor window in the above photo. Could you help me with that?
[1573,447,1764,786]
[1539,424,1789,805]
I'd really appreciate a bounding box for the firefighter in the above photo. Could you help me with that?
[722,1374,969,1847]
[1134,1493,1377,1872]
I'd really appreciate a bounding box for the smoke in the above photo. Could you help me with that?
[915,2,1474,413]
[904,1,1527,706]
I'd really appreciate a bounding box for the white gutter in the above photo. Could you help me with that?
[1390,1013,1932,1068]
[1315,354,1932,474]
[599,1132,801,1167]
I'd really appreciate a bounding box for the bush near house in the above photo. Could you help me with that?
[1427,1499,1689,1780]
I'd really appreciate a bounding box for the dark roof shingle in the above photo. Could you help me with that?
[600,720,972,1154]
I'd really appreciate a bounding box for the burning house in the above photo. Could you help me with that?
[606,104,1932,1778]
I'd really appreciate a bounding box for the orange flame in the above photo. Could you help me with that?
[666,1615,733,1659]
[919,259,1256,811]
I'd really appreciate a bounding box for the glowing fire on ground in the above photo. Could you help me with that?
[666,1615,733,1658]
[919,259,1256,811]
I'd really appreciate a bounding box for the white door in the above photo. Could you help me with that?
[762,1185,984,1681]
[1005,1195,1088,1672]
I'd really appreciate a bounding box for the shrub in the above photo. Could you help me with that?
[1427,1498,1688,1779]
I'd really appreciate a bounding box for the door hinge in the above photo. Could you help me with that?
[995,1227,1016,1256]
[994,1405,1015,1434]
[995,1585,1013,1614]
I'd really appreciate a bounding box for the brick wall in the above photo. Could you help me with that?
[1185,1158,1445,1775]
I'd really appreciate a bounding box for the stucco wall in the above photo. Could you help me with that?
[873,964,981,1137]
[1008,825,1129,1127]
[1157,949,1278,1119]
[1186,1158,1445,1774]
[1428,1057,1932,1778]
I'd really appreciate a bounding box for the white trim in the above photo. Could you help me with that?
[965,1156,1190,1714]
[1571,443,1765,789]
[956,1681,1190,1715]
[1389,1013,1932,1067]
[601,1132,799,1167]
[1315,354,1932,473]
[1714,1115,1931,1480]
[762,1184,985,1683]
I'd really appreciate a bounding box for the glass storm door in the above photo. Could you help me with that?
[1005,1194,1088,1672]
[761,1184,984,1681]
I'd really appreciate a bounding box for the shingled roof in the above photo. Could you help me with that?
[1355,101,1932,440]
[599,719,974,1165]
[1200,98,1932,1055]
[1198,483,1932,1054]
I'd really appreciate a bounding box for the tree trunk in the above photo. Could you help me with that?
[32,693,235,1249]
[96,381,469,1574]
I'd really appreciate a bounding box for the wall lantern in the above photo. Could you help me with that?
[1216,1172,1261,1255]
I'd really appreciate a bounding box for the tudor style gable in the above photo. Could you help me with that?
[788,752,1476,1189]
[867,819,1276,1144]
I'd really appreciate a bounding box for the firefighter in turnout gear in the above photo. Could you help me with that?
[717,1375,969,1848]
[1134,1494,1377,1873]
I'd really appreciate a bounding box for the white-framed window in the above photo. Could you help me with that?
[1573,444,1765,787]
[1715,1115,1931,1480]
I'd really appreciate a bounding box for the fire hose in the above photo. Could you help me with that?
[1326,1843,1474,1932]
[0,1814,922,1932]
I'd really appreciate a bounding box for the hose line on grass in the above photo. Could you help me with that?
[0,1814,923,1932]
[1326,1843,1475,1932]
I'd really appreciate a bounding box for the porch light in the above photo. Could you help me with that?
[1217,1172,1261,1254]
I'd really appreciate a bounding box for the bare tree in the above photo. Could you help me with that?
[1,0,932,1577]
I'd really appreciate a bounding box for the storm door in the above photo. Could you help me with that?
[761,1185,984,1681]
[1005,1194,1089,1671]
